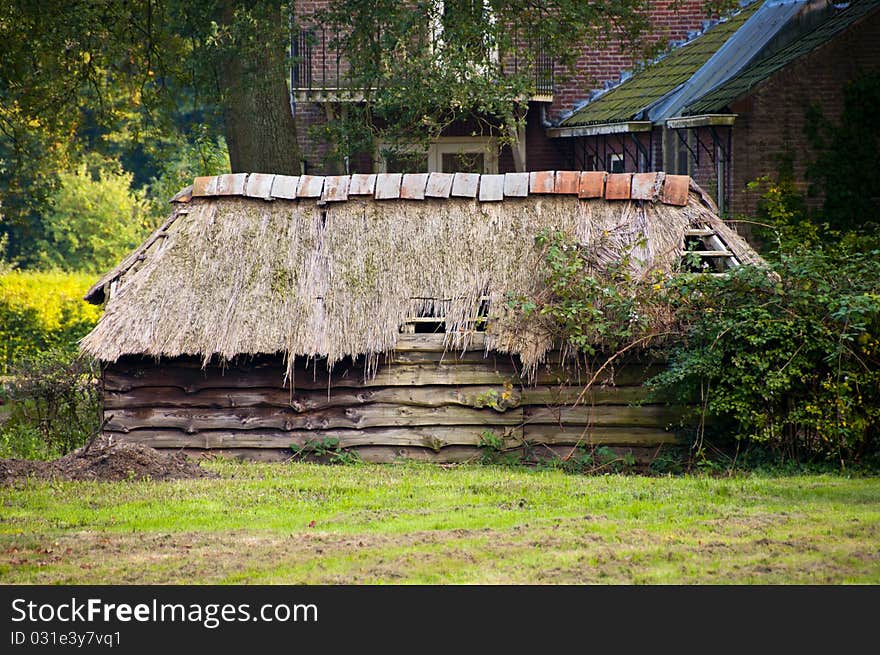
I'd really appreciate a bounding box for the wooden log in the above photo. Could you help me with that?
[107,425,524,450]
[521,385,655,406]
[104,384,523,411]
[105,403,524,432]
[524,404,682,428]
[103,361,665,392]
[522,425,678,446]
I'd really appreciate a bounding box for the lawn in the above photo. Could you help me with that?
[1,461,878,584]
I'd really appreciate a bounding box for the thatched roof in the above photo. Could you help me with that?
[81,171,762,372]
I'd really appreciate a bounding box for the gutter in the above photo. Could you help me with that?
[547,121,653,139]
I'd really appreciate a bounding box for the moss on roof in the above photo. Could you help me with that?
[684,0,880,115]
[558,2,760,127]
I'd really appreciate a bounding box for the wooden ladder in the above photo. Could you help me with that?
[683,227,739,272]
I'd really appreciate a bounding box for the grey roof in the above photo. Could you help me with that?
[684,0,880,114]
[648,0,834,121]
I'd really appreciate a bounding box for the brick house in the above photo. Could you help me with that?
[548,0,880,216]
[291,0,715,176]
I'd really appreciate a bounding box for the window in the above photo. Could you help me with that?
[377,137,498,173]
[606,153,624,174]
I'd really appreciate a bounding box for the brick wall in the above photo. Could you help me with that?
[728,8,880,216]
[548,0,713,121]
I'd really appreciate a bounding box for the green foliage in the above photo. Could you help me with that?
[290,437,362,465]
[313,1,655,166]
[37,161,155,273]
[146,128,230,216]
[508,229,671,357]
[648,247,880,464]
[1,349,101,459]
[0,270,102,373]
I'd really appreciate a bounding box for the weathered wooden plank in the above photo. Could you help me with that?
[103,361,666,392]
[105,384,522,411]
[181,446,487,464]
[605,173,632,200]
[529,171,555,194]
[244,173,275,199]
[217,173,247,195]
[393,332,487,352]
[662,174,690,206]
[400,173,428,199]
[521,385,656,406]
[502,172,529,197]
[451,172,480,198]
[478,174,504,201]
[321,175,350,202]
[111,425,524,450]
[578,171,606,199]
[106,403,524,433]
[180,444,669,464]
[522,425,678,446]
[270,175,299,199]
[106,402,678,433]
[554,171,580,194]
[374,173,402,199]
[296,175,325,198]
[348,174,376,195]
[104,363,514,391]
[524,404,682,427]
[425,172,454,198]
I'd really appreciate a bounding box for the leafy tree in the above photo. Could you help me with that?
[37,160,154,274]
[311,0,657,169]
[0,1,297,263]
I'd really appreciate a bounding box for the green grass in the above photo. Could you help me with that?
[1,461,878,584]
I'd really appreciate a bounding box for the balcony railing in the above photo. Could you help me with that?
[291,26,555,100]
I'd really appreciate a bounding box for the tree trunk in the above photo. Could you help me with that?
[218,3,301,175]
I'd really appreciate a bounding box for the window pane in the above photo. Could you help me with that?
[385,152,428,173]
[441,152,484,173]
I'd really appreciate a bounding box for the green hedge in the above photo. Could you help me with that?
[0,270,102,373]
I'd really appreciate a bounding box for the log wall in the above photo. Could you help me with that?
[102,334,681,462]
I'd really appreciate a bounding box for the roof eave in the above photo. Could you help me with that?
[547,121,654,139]
[666,114,737,129]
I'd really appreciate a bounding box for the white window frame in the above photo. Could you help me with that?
[376,136,499,173]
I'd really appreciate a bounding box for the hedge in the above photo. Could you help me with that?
[0,270,102,373]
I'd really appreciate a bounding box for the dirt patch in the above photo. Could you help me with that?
[0,436,215,483]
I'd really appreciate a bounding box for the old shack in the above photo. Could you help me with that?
[80,171,760,462]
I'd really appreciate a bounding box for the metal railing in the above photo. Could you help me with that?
[291,26,555,98]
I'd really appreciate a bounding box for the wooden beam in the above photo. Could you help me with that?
[105,384,523,411]
[105,403,524,432]
[104,361,665,392]
[108,426,524,450]
[522,426,678,446]
[524,404,682,427]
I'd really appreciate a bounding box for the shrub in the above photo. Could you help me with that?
[649,246,880,465]
[0,270,102,373]
[37,161,155,274]
[1,349,101,459]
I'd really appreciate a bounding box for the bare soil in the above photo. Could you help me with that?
[0,436,214,483]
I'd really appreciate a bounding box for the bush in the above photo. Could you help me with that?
[0,270,102,373]
[1,349,101,459]
[649,246,880,465]
[37,161,155,274]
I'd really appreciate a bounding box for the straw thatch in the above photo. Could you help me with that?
[80,184,760,377]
